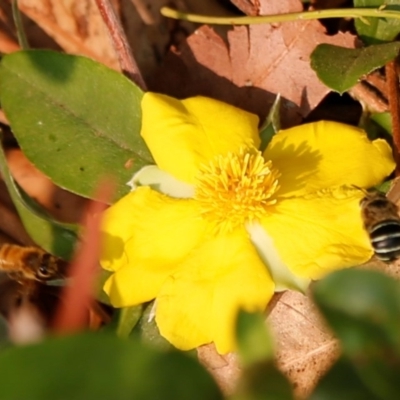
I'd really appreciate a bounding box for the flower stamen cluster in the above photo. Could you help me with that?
[194,147,280,232]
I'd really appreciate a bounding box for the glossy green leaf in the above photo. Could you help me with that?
[0,142,78,259]
[236,310,274,367]
[0,50,153,203]
[0,332,222,400]
[354,0,400,44]
[313,269,400,400]
[311,42,400,94]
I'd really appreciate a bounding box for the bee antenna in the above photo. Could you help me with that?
[349,184,367,194]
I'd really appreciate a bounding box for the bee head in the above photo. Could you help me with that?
[24,251,61,281]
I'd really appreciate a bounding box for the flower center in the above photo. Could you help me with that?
[194,148,280,233]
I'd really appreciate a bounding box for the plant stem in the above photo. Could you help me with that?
[161,6,400,25]
[95,0,147,90]
[386,60,400,177]
[12,0,29,49]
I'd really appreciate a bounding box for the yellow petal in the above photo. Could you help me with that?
[156,229,274,354]
[103,260,171,307]
[260,188,373,280]
[141,93,260,184]
[100,192,141,272]
[264,121,395,197]
[100,186,208,273]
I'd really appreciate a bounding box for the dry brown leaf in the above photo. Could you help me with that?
[16,0,119,69]
[150,0,356,127]
[197,343,241,395]
[6,148,87,224]
[198,290,338,398]
[268,291,338,399]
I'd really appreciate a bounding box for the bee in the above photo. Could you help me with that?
[0,244,65,282]
[360,190,400,262]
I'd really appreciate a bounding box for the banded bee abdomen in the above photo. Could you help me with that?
[369,220,400,262]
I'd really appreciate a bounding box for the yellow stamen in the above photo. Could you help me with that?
[195,148,280,233]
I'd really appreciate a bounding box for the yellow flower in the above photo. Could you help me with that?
[101,93,395,354]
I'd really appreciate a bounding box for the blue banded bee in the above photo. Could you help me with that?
[360,191,400,262]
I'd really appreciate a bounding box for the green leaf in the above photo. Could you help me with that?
[310,357,381,400]
[236,310,274,367]
[233,361,294,400]
[116,305,143,338]
[0,142,78,259]
[0,50,154,203]
[259,94,281,153]
[354,0,400,45]
[312,269,400,400]
[370,112,392,134]
[0,332,222,400]
[311,42,400,94]
[131,302,173,351]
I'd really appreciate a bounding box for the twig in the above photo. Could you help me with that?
[348,81,388,114]
[94,0,147,90]
[161,6,400,25]
[386,60,400,176]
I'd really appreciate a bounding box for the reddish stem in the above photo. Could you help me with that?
[52,183,112,334]
[386,60,400,176]
[94,0,147,90]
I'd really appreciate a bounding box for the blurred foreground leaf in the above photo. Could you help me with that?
[311,42,400,94]
[0,50,153,203]
[236,310,274,367]
[313,269,400,400]
[0,332,222,400]
[310,357,381,400]
[233,361,294,400]
[0,142,78,259]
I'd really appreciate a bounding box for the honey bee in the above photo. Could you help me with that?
[0,244,65,282]
[360,190,400,262]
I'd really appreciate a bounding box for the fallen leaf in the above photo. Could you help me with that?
[17,0,119,69]
[268,291,339,399]
[197,343,241,395]
[150,0,356,127]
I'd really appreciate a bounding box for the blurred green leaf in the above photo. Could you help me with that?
[116,305,144,338]
[259,94,281,152]
[313,269,400,400]
[370,112,392,135]
[311,42,400,94]
[0,50,153,203]
[95,269,112,305]
[131,302,173,351]
[0,142,78,259]
[233,361,294,400]
[354,0,400,45]
[0,332,222,400]
[236,310,274,367]
[309,357,381,400]
[374,179,393,193]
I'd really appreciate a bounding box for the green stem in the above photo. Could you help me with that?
[161,6,400,25]
[12,0,29,49]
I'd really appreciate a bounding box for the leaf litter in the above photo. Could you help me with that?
[0,0,397,398]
